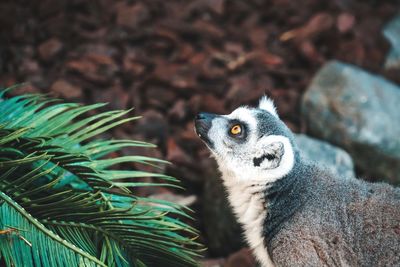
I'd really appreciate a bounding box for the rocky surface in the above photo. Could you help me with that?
[302,61,400,184]
[295,134,355,179]
[383,14,400,69]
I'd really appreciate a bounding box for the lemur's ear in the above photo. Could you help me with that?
[252,141,284,169]
[258,96,278,117]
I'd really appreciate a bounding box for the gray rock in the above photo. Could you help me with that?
[302,60,400,184]
[383,14,400,69]
[295,134,355,179]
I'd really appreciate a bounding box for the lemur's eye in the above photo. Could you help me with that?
[230,124,242,135]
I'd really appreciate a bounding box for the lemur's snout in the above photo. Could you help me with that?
[194,112,216,146]
[195,112,217,121]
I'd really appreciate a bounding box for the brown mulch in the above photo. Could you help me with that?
[0,0,398,265]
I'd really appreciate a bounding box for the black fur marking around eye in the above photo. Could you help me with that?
[253,153,276,167]
[227,119,248,143]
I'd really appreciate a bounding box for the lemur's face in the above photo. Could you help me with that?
[195,97,295,182]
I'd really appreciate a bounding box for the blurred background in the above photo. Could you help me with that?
[1,1,399,266]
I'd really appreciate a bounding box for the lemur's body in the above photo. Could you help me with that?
[195,97,400,267]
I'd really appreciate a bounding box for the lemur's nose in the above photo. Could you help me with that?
[194,112,217,148]
[196,112,217,121]
[195,112,216,137]
[195,113,205,120]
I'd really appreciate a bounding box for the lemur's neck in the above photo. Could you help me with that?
[219,152,311,267]
[262,155,311,245]
[219,161,279,267]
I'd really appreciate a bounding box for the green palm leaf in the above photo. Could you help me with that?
[0,89,202,267]
[0,191,106,267]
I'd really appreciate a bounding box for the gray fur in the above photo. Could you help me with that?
[265,158,400,266]
[195,101,400,267]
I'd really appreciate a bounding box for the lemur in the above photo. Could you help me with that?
[195,96,400,267]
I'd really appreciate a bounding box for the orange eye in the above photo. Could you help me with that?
[230,124,242,135]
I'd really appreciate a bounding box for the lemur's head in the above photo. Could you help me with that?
[195,96,297,183]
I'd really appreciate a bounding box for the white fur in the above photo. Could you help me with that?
[226,107,258,132]
[215,135,294,267]
[219,167,275,267]
[250,135,295,182]
[204,100,295,267]
[218,135,294,184]
[259,96,278,118]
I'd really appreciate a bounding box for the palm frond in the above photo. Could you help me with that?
[0,191,106,267]
[0,89,202,267]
